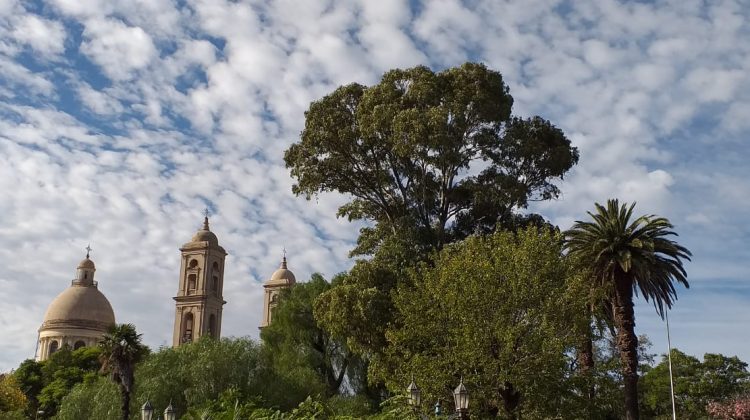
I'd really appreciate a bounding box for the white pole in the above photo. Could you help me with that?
[666,310,677,420]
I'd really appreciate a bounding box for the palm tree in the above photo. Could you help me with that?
[99,323,148,420]
[564,199,691,420]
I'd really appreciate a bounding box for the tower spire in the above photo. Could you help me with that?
[203,208,210,231]
[281,247,287,269]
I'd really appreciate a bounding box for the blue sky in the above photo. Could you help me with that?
[0,0,748,372]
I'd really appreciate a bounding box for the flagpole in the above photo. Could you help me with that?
[666,310,676,420]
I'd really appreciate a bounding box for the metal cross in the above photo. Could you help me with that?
[203,208,210,219]
[85,244,92,258]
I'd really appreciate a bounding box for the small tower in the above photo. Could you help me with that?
[260,253,296,329]
[37,249,115,360]
[172,214,227,347]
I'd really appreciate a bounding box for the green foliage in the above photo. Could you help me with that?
[0,373,27,417]
[262,274,361,397]
[640,350,750,419]
[376,227,587,418]
[564,199,692,317]
[10,346,102,419]
[54,376,119,420]
[12,358,43,417]
[285,62,578,255]
[133,337,267,416]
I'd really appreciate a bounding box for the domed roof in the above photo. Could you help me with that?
[41,284,115,329]
[77,257,95,269]
[188,216,219,247]
[191,229,218,245]
[265,257,296,287]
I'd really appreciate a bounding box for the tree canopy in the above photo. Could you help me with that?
[285,62,578,255]
[373,227,587,418]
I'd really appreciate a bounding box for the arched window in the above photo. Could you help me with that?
[49,340,59,355]
[212,276,219,293]
[183,313,194,343]
[74,340,86,350]
[208,314,216,338]
[212,262,219,272]
[188,274,196,291]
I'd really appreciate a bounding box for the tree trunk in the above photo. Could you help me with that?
[577,302,595,401]
[120,385,130,420]
[577,332,595,400]
[613,273,639,420]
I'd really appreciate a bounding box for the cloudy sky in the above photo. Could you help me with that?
[1,0,748,372]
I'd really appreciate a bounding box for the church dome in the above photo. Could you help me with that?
[41,285,115,328]
[265,256,296,286]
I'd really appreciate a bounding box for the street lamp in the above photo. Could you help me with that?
[164,402,176,420]
[407,377,469,419]
[142,400,176,420]
[407,375,421,407]
[141,401,153,420]
[453,377,469,419]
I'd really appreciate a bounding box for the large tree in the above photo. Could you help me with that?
[564,199,692,420]
[285,62,578,256]
[98,323,148,420]
[375,228,587,418]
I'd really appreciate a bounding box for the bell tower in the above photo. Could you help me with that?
[260,253,296,329]
[172,213,227,347]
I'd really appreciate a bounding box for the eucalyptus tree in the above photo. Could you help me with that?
[285,62,578,256]
[564,199,692,420]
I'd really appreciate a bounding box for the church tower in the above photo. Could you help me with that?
[172,214,227,347]
[260,253,296,329]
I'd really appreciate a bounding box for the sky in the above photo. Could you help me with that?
[0,0,748,372]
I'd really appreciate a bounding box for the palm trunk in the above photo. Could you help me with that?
[120,386,130,420]
[613,273,639,420]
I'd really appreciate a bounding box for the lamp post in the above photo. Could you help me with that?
[142,400,176,420]
[407,377,469,419]
[164,402,176,420]
[453,377,469,420]
[141,401,153,420]
[407,376,421,408]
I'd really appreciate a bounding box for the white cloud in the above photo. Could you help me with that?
[80,18,157,81]
[10,15,67,56]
